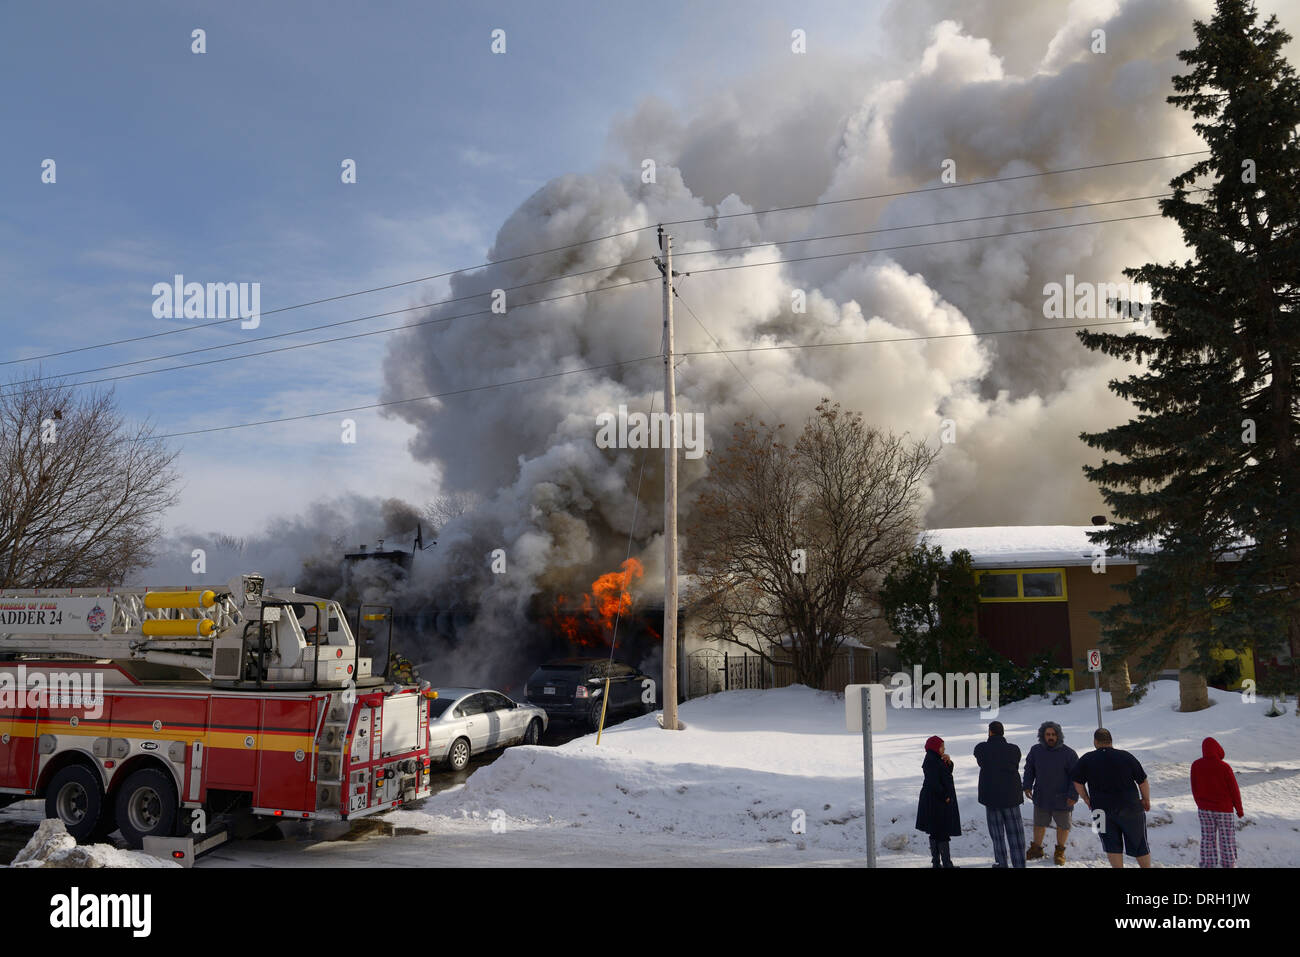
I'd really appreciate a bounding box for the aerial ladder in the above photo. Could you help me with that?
[0,574,433,860]
[0,572,377,688]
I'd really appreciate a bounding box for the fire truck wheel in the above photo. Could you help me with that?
[46,765,107,843]
[114,768,179,849]
[448,737,471,772]
[524,719,541,746]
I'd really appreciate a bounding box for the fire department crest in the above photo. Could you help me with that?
[87,604,106,632]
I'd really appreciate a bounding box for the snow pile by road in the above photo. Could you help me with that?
[7,819,179,869]
[394,683,1300,866]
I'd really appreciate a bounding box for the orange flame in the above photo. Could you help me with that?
[544,558,645,647]
[591,558,644,632]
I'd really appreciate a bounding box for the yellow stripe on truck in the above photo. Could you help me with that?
[6,724,314,752]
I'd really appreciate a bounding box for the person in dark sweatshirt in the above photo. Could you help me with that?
[973,721,1024,867]
[915,735,961,868]
[1072,728,1151,868]
[1190,736,1244,868]
[1022,720,1079,865]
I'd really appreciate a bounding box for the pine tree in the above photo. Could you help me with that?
[1078,0,1300,712]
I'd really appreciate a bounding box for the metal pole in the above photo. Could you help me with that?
[660,229,679,732]
[1094,670,1102,729]
[861,686,876,867]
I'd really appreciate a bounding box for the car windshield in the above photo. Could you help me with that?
[427,699,455,719]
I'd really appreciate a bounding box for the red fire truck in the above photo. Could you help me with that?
[0,573,433,853]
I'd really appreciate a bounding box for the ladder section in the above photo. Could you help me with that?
[315,692,352,812]
[0,583,242,664]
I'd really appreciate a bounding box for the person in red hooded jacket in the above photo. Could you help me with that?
[1190,736,1244,868]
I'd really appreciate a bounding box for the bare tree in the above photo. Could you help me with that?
[0,376,179,588]
[686,400,937,688]
[422,491,481,535]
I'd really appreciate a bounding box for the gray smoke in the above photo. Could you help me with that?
[151,0,1245,687]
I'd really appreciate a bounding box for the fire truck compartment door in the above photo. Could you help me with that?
[379,696,419,757]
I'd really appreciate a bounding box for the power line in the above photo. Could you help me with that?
[675,191,1194,261]
[673,288,779,418]
[663,150,1210,227]
[681,212,1164,277]
[15,191,1173,390]
[148,317,1146,440]
[150,355,664,439]
[2,228,656,366]
[677,318,1138,357]
[0,271,664,399]
[7,207,1167,398]
[7,149,1205,366]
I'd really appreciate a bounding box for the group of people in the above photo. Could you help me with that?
[914,721,1244,868]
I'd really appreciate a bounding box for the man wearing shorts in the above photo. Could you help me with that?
[1072,728,1152,868]
[1022,720,1078,864]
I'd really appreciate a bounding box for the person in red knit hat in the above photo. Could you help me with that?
[915,735,961,867]
[1190,736,1244,867]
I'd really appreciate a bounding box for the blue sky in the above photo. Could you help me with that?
[1,0,889,534]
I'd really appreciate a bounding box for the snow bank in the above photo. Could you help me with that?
[7,819,179,869]
[392,683,1300,866]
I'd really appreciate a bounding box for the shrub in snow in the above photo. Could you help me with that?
[881,832,909,851]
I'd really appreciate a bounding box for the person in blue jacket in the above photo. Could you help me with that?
[1022,720,1078,864]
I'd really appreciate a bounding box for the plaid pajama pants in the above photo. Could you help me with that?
[987,807,1027,867]
[1198,809,1238,868]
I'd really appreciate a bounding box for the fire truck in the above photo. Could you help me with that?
[0,573,433,855]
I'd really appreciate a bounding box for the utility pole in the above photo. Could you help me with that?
[657,226,680,731]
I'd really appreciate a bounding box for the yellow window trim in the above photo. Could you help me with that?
[975,567,1069,602]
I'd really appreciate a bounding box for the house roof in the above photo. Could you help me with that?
[922,526,1135,568]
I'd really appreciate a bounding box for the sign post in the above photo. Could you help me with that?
[845,683,885,867]
[1087,648,1103,729]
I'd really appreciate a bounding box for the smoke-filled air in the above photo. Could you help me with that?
[148,0,1216,688]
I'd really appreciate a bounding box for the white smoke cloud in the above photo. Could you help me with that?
[149,0,1253,685]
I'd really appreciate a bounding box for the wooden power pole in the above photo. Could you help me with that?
[658,227,680,731]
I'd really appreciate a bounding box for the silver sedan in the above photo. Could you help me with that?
[426,688,549,772]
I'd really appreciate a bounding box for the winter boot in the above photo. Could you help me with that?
[939,840,958,868]
[1054,844,1066,866]
[929,837,941,868]
[1026,841,1045,861]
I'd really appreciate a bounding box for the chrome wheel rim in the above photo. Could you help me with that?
[57,781,88,825]
[127,786,162,832]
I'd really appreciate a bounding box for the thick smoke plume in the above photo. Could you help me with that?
[152,0,1229,687]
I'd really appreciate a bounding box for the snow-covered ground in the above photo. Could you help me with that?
[382,681,1300,867]
[3,681,1296,867]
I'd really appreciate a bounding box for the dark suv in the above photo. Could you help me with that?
[525,658,654,730]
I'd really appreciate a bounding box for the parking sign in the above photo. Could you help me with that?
[1087,649,1102,672]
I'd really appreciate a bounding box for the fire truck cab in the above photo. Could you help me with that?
[0,573,433,849]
